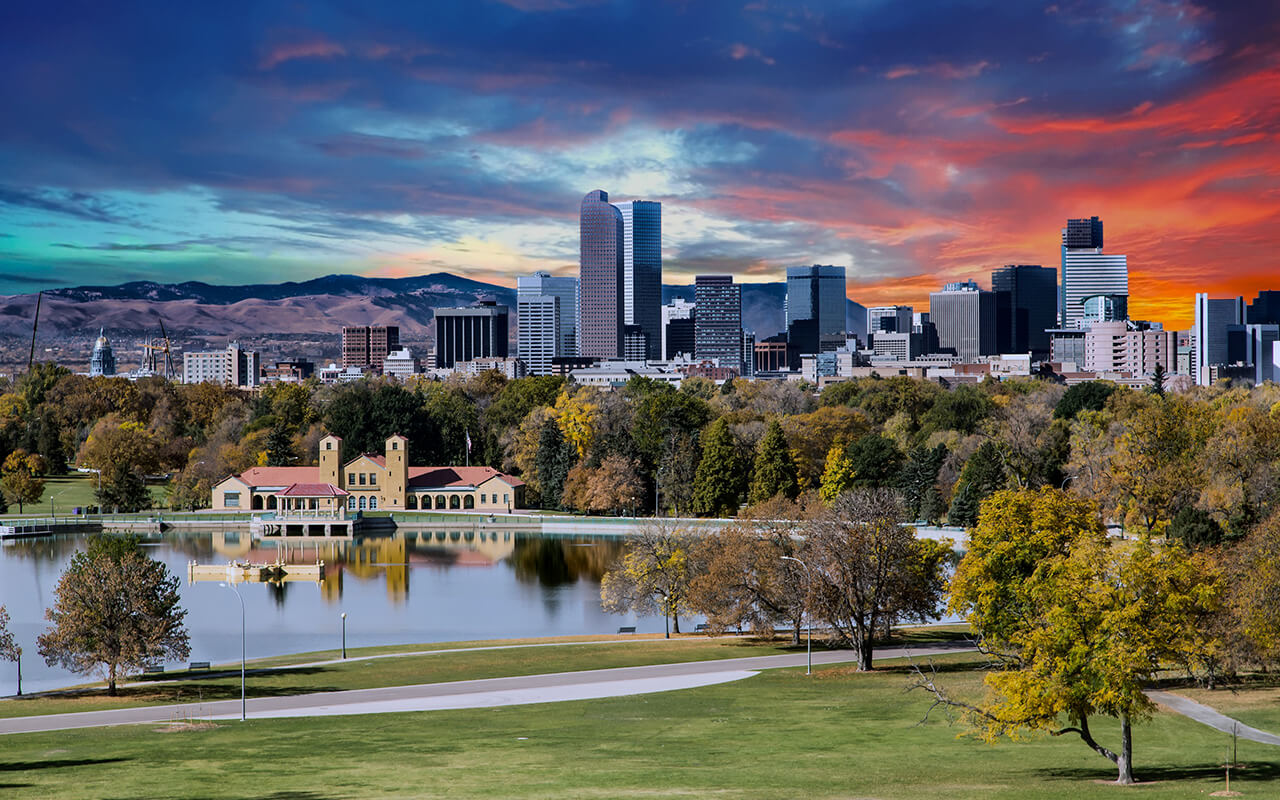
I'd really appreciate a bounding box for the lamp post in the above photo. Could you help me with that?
[341,613,347,659]
[219,581,246,721]
[780,556,812,676]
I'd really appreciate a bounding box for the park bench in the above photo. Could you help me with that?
[142,664,165,675]
[617,626,637,634]
[189,661,211,671]
[694,623,710,633]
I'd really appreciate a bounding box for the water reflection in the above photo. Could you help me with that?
[0,528,637,694]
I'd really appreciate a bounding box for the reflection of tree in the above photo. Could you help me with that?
[509,536,624,587]
[267,580,289,608]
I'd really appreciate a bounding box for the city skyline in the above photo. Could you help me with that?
[2,2,1280,331]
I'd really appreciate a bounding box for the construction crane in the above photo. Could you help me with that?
[139,314,176,379]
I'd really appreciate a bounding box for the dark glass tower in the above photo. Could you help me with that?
[992,264,1057,359]
[579,189,624,358]
[618,199,662,360]
[694,275,743,369]
[785,265,846,351]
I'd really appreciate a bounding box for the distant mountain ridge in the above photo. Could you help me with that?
[1,272,865,344]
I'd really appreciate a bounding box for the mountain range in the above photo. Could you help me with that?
[0,272,865,349]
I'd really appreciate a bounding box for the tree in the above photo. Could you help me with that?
[748,420,799,504]
[264,422,296,467]
[601,522,698,637]
[943,488,1221,785]
[1108,396,1211,534]
[0,605,19,694]
[37,536,190,695]
[1167,506,1225,550]
[534,422,576,510]
[656,432,700,516]
[819,441,856,503]
[805,488,951,670]
[1053,381,1118,420]
[1148,363,1167,397]
[583,455,646,515]
[97,461,152,513]
[692,418,747,516]
[1,449,47,513]
[846,434,904,488]
[947,441,1006,527]
[899,444,947,521]
[1226,510,1280,666]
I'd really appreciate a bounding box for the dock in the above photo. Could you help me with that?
[187,559,325,584]
[0,517,102,540]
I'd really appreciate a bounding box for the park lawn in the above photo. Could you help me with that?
[0,627,966,719]
[0,473,167,518]
[2,654,1277,799]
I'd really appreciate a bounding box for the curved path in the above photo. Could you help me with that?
[1147,690,1280,747]
[0,645,966,735]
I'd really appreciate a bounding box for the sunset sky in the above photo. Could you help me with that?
[2,1,1278,329]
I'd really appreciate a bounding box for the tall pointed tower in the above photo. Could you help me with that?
[319,434,343,488]
[384,434,408,508]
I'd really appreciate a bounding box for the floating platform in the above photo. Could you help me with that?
[187,559,325,584]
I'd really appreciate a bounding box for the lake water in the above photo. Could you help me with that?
[0,528,657,695]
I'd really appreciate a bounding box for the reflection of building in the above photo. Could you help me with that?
[211,434,525,513]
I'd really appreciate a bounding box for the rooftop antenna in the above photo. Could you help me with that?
[27,291,43,372]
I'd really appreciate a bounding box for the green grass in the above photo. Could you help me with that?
[2,653,1277,799]
[0,473,167,518]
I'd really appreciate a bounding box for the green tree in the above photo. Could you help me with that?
[601,522,698,637]
[37,536,190,695]
[692,418,747,517]
[943,488,1220,785]
[748,420,799,504]
[920,384,993,435]
[1167,506,1225,550]
[1053,380,1118,420]
[97,461,152,513]
[900,444,947,522]
[1,449,47,513]
[657,432,700,516]
[846,434,904,487]
[534,422,576,510]
[947,441,1006,527]
[265,422,296,467]
[1148,363,1167,397]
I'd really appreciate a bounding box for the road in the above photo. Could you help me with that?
[0,645,965,735]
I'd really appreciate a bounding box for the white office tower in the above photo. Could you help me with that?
[1193,293,1245,386]
[867,305,913,335]
[517,271,578,374]
[929,281,995,363]
[1246,324,1280,384]
[661,297,695,359]
[1060,217,1127,329]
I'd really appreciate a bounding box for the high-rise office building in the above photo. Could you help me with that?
[1083,321,1174,377]
[661,298,695,359]
[1193,294,1246,386]
[847,299,868,346]
[183,342,260,388]
[517,271,578,358]
[1245,324,1280,384]
[622,325,649,361]
[785,265,846,351]
[991,264,1056,359]
[1060,216,1127,328]
[342,325,400,373]
[930,280,996,362]
[615,199,662,359]
[579,189,625,358]
[694,275,743,369]
[867,306,914,335]
[434,301,510,369]
[1248,290,1280,325]
[517,295,560,376]
[89,328,116,377]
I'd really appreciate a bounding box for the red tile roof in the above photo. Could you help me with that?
[236,466,316,487]
[407,466,525,489]
[278,483,349,497]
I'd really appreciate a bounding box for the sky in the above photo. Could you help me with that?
[1,1,1278,329]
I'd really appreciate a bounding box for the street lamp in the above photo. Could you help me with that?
[780,556,812,676]
[341,613,347,659]
[218,581,247,721]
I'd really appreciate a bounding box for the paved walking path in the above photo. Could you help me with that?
[0,644,967,735]
[1147,690,1280,747]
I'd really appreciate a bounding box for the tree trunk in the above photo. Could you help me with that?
[673,615,680,634]
[858,634,874,671]
[1115,712,1134,785]
[792,617,801,647]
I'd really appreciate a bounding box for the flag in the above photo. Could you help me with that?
[466,429,472,453]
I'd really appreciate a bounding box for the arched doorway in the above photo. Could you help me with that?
[266,495,277,510]
[463,495,475,509]
[449,495,460,509]
[251,494,264,510]
[406,494,418,510]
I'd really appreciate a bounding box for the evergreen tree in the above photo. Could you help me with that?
[97,462,152,513]
[947,441,1006,527]
[265,423,296,467]
[947,480,980,527]
[899,444,947,520]
[1167,506,1224,549]
[1149,363,1167,398]
[846,434,904,487]
[748,420,799,504]
[692,418,747,516]
[534,422,575,510]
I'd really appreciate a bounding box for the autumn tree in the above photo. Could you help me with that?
[1,449,47,513]
[601,521,698,637]
[748,420,799,504]
[819,441,856,503]
[0,605,19,694]
[1226,509,1280,666]
[38,536,190,695]
[942,488,1221,785]
[692,418,747,516]
[583,455,646,515]
[805,488,951,670]
[1108,396,1211,534]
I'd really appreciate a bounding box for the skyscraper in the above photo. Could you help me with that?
[867,306,914,335]
[991,264,1056,359]
[661,298,695,359]
[785,265,846,351]
[1248,290,1280,325]
[930,280,996,362]
[1193,294,1246,386]
[517,295,559,376]
[616,199,662,360]
[434,301,510,369]
[579,190,625,359]
[89,328,116,377]
[1060,216,1127,328]
[517,271,578,371]
[341,325,400,373]
[694,275,743,369]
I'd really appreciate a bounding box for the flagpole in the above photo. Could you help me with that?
[465,427,470,467]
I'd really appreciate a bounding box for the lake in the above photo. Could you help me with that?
[0,528,657,694]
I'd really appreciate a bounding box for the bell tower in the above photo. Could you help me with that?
[384,434,409,508]
[320,434,343,488]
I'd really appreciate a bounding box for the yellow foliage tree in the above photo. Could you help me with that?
[554,389,599,459]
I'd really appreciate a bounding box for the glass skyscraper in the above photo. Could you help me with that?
[785,265,846,350]
[1060,216,1127,329]
[991,264,1056,359]
[579,190,625,358]
[694,275,743,370]
[616,199,662,360]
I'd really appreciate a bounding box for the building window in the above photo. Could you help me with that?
[359,496,367,510]
[359,473,366,486]
[348,473,355,485]
[369,496,378,510]
[481,494,487,504]
[504,494,509,504]
[391,441,398,450]
[309,498,318,510]
[224,492,240,508]
[347,497,356,510]
[326,441,333,450]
